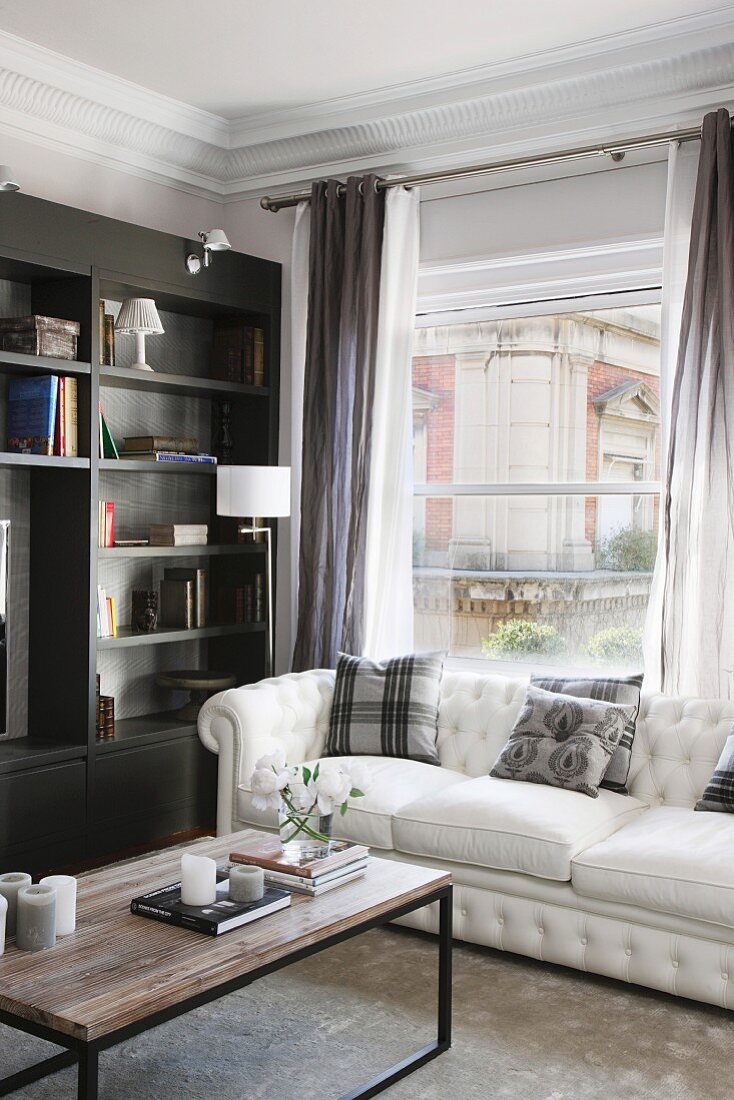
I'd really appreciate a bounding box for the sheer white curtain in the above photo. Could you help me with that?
[643,142,699,690]
[643,135,713,693]
[277,201,309,672]
[363,185,421,658]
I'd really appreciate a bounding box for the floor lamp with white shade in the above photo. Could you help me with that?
[216,465,291,676]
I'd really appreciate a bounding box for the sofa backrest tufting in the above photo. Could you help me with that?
[436,670,734,806]
[236,668,734,808]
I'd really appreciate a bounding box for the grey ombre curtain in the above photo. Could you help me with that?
[658,108,734,696]
[292,176,385,670]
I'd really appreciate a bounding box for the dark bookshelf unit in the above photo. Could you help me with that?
[0,193,281,873]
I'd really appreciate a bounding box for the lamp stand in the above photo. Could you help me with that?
[130,331,154,372]
[239,524,274,677]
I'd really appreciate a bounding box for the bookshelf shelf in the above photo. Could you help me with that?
[94,712,197,754]
[97,622,266,649]
[0,351,92,377]
[99,458,216,474]
[0,452,90,470]
[100,364,269,401]
[98,543,265,558]
[0,738,87,777]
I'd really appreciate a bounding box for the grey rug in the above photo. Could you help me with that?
[1,927,731,1099]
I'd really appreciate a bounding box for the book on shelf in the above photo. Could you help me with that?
[211,317,266,386]
[123,436,198,454]
[149,524,208,547]
[118,451,217,464]
[96,585,117,638]
[217,574,266,624]
[164,567,206,627]
[98,403,119,459]
[103,313,115,366]
[98,501,115,548]
[159,577,194,628]
[52,376,78,457]
[230,836,369,878]
[130,872,290,936]
[112,539,149,547]
[261,860,369,896]
[6,374,59,455]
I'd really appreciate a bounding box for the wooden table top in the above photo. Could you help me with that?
[0,831,450,1042]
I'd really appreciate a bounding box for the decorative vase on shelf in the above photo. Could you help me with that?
[279,793,333,862]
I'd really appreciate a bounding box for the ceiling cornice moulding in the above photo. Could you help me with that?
[0,10,731,202]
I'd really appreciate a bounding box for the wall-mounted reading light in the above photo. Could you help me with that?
[0,165,19,192]
[185,229,231,275]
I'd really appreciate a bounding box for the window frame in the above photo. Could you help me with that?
[412,285,663,673]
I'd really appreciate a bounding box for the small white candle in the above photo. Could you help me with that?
[0,894,7,956]
[40,876,77,936]
[0,872,32,937]
[16,884,56,951]
[180,852,217,906]
[229,865,264,904]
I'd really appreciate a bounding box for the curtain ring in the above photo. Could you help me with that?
[358,180,365,196]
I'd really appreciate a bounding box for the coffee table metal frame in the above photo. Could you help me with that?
[0,883,452,1100]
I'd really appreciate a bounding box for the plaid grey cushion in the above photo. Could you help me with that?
[490,685,635,798]
[531,673,643,793]
[325,652,445,765]
[695,730,734,813]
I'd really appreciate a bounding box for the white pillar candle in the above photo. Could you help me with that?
[180,853,217,906]
[40,876,77,936]
[229,865,264,904]
[16,884,56,951]
[0,872,32,937]
[0,894,7,956]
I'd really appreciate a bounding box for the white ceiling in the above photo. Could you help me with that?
[0,0,726,119]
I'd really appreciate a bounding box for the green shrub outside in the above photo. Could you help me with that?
[586,626,643,664]
[597,524,657,572]
[482,619,565,660]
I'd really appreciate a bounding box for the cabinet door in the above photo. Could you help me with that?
[90,737,216,855]
[0,761,86,869]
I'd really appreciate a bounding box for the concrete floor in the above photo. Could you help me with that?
[1,927,731,1099]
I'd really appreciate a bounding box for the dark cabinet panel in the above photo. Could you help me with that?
[0,760,86,863]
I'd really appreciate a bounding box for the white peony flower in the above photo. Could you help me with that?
[343,761,373,797]
[254,747,287,773]
[314,768,353,815]
[250,766,289,812]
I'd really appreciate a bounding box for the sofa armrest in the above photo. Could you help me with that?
[197,670,336,835]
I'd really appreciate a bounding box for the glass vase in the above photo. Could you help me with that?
[278,794,333,863]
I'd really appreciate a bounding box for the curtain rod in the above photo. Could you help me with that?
[260,124,704,212]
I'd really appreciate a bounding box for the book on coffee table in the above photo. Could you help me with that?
[229,836,368,878]
[262,859,369,896]
[130,871,290,936]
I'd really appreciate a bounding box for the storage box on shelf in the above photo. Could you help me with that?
[0,191,280,873]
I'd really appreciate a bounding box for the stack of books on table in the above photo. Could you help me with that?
[230,837,369,897]
[149,524,208,547]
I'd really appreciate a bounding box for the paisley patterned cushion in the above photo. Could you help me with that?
[489,684,636,798]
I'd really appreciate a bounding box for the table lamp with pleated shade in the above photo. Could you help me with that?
[115,298,164,371]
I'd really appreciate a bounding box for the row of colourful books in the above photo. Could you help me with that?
[7,374,78,456]
[96,585,117,638]
[229,837,369,896]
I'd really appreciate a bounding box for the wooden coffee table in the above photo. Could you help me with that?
[0,831,452,1099]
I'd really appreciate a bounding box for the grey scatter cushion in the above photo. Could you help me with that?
[695,730,734,813]
[490,685,636,798]
[531,673,643,794]
[325,651,445,765]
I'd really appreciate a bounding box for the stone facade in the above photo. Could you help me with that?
[412,307,660,659]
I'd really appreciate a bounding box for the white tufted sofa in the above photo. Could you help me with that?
[198,669,734,1010]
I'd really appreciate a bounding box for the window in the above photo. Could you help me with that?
[412,300,661,673]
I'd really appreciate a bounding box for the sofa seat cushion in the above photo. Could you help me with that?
[237,756,468,851]
[572,806,734,928]
[392,776,647,881]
